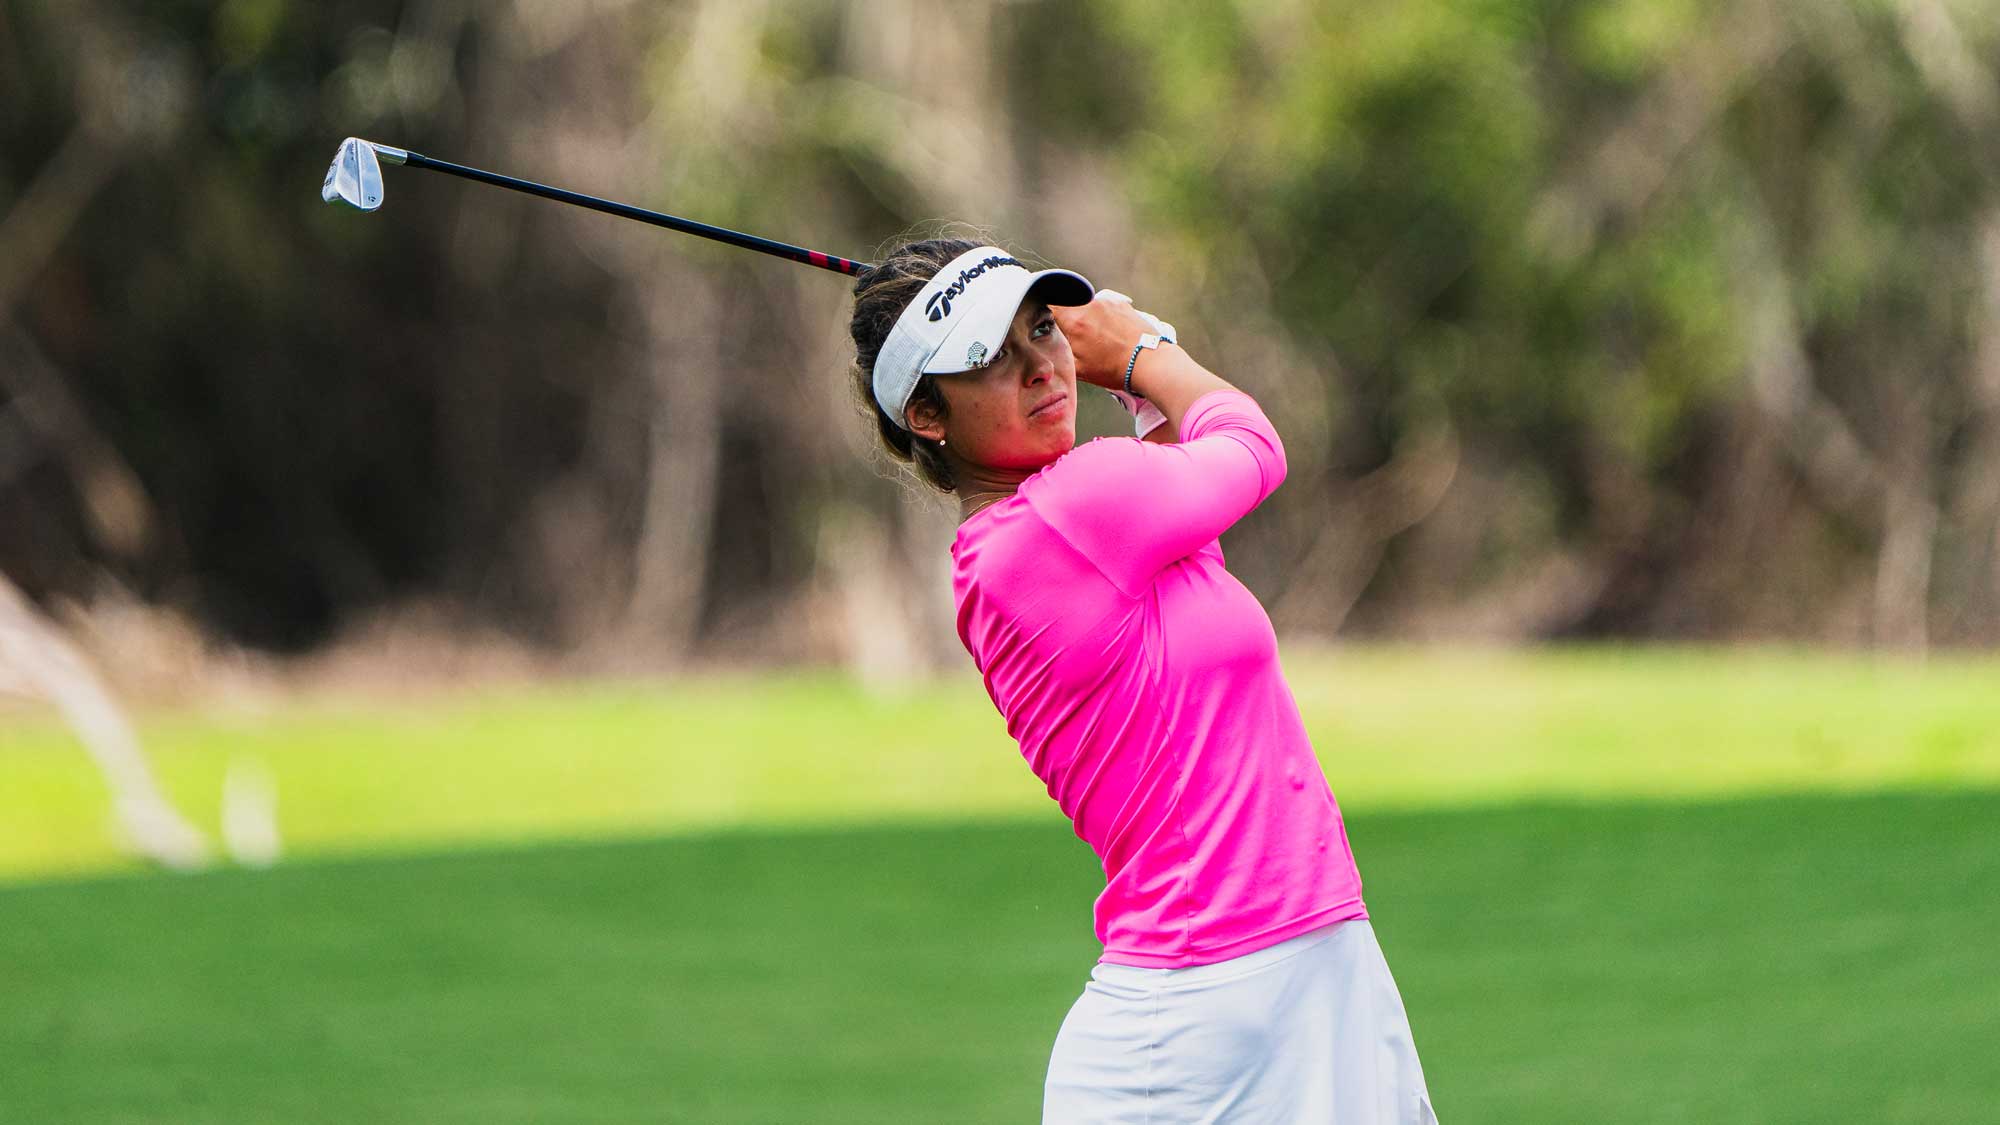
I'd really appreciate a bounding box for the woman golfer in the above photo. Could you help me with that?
[850,238,1436,1124]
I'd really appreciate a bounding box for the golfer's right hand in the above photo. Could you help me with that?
[1054,290,1157,389]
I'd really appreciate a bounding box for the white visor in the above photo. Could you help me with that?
[871,245,1094,429]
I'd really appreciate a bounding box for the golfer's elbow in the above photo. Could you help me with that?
[1235,395,1287,497]
[1265,425,1288,493]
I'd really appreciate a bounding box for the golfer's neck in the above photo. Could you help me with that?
[953,462,1036,520]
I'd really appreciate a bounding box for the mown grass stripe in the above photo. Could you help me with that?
[3,791,1994,1123]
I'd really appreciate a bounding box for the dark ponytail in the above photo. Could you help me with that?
[848,238,982,493]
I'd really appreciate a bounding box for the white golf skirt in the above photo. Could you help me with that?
[1043,920,1436,1124]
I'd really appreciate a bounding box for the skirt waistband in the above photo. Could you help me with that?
[1089,918,1367,993]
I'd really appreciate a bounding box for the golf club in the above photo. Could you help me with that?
[320,137,872,277]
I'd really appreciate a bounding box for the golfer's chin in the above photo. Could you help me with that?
[982,433,1073,476]
[972,413,1078,473]
[1024,428,1077,468]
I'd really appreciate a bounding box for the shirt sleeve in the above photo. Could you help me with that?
[1024,389,1287,596]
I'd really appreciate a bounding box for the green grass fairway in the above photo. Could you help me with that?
[5,647,1998,1119]
[6,792,1995,1123]
[6,647,2000,881]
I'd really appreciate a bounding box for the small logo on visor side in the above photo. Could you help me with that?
[966,342,989,367]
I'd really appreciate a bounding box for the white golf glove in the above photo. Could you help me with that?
[1095,290,1174,438]
[1097,289,1178,344]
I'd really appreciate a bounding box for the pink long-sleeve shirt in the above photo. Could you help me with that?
[950,389,1366,968]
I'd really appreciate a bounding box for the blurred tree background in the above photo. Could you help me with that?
[5,0,2000,675]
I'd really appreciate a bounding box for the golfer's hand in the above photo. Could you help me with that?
[1105,387,1172,439]
[1054,291,1155,389]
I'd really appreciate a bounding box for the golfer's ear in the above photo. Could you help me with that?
[906,399,946,444]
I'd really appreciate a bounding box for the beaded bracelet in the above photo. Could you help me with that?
[1124,333,1165,396]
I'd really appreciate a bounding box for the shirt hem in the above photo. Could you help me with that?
[1098,898,1370,970]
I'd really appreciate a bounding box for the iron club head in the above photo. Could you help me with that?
[313,136,867,274]
[320,138,407,212]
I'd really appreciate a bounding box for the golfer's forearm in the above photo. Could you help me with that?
[1128,346,1235,438]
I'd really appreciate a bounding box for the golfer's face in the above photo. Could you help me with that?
[933,301,1078,471]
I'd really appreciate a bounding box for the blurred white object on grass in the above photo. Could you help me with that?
[0,572,210,870]
[222,755,283,868]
